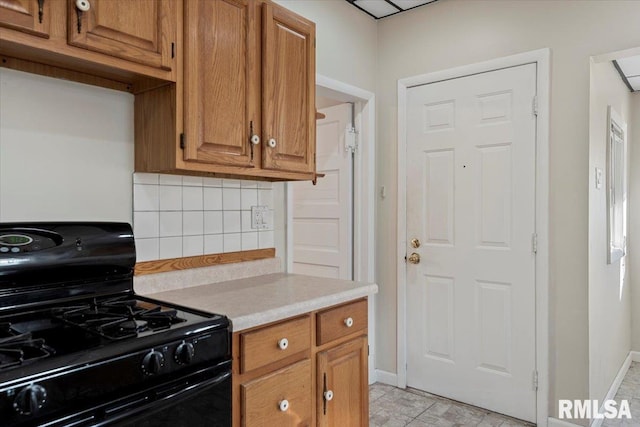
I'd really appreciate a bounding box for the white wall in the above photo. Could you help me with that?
[588,60,633,404]
[630,94,640,353]
[0,68,134,223]
[376,1,640,422]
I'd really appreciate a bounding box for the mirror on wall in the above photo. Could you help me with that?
[607,105,627,264]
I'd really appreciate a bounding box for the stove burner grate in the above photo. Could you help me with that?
[51,297,187,340]
[0,323,54,370]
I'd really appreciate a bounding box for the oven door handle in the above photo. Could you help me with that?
[155,369,231,401]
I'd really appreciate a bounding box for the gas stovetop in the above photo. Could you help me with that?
[0,294,226,374]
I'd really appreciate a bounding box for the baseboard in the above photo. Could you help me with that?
[548,418,582,427]
[589,352,633,427]
[632,351,640,362]
[374,369,398,387]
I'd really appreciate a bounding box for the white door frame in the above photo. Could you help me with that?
[396,48,550,426]
[286,73,376,379]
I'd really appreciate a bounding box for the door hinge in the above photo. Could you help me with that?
[367,345,370,356]
[532,95,538,116]
[345,126,358,154]
[171,42,175,59]
[533,370,538,391]
[531,233,538,254]
[179,133,185,150]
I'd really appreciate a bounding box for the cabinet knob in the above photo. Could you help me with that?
[344,317,354,328]
[251,134,260,145]
[75,0,90,11]
[324,390,334,401]
[268,138,277,148]
[277,338,289,350]
[279,399,289,412]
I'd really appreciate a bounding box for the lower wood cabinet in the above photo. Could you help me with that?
[316,337,368,427]
[232,299,369,426]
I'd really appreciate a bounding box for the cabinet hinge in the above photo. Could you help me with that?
[532,95,538,116]
[531,233,538,254]
[179,133,185,150]
[345,126,358,154]
[171,42,175,59]
[533,370,538,391]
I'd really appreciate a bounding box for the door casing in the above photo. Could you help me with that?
[396,48,550,426]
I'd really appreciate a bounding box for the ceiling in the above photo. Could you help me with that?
[614,55,640,92]
[346,0,438,19]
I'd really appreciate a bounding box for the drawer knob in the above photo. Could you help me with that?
[344,317,354,328]
[268,138,277,148]
[324,390,334,401]
[279,399,289,412]
[251,134,260,145]
[278,338,289,350]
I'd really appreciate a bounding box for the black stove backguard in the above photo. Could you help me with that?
[0,223,135,311]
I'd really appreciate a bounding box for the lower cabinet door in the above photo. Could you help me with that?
[317,336,368,427]
[241,359,311,426]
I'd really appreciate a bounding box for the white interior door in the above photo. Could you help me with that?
[291,103,353,279]
[405,64,537,422]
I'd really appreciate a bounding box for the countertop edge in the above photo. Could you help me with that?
[230,283,378,332]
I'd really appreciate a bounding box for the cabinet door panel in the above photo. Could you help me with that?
[183,0,258,168]
[67,0,174,70]
[0,0,49,37]
[262,2,315,173]
[317,336,368,427]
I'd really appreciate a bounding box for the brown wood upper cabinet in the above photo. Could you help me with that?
[0,0,50,38]
[67,0,175,71]
[156,0,316,181]
[262,1,315,174]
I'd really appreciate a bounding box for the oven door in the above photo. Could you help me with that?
[39,362,231,427]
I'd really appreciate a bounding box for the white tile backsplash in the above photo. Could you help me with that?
[160,236,182,259]
[159,211,182,237]
[134,212,159,238]
[183,211,204,236]
[222,188,241,210]
[203,187,223,211]
[134,173,274,262]
[182,186,203,211]
[159,185,182,211]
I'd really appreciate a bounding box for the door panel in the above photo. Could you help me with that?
[262,2,315,173]
[0,0,49,37]
[67,0,174,70]
[406,64,537,422]
[292,104,352,279]
[183,0,258,168]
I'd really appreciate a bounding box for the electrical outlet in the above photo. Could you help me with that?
[251,206,269,230]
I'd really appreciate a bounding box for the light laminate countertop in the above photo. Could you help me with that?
[144,273,378,332]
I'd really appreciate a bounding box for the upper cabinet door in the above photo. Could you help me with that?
[262,2,315,173]
[0,0,50,38]
[183,0,259,168]
[67,0,175,70]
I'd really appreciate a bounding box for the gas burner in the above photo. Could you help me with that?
[51,297,187,340]
[0,323,53,370]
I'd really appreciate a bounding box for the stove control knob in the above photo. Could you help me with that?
[175,341,195,365]
[142,350,165,375]
[13,384,47,415]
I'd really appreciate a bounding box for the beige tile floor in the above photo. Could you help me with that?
[370,363,640,426]
[602,362,640,426]
[369,383,535,427]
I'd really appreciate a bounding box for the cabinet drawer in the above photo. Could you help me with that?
[240,315,310,373]
[316,300,367,346]
[242,359,312,427]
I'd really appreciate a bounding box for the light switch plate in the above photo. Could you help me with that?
[251,206,269,230]
[595,167,603,189]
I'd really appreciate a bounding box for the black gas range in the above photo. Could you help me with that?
[0,223,231,427]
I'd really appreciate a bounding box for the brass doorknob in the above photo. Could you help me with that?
[407,253,420,264]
